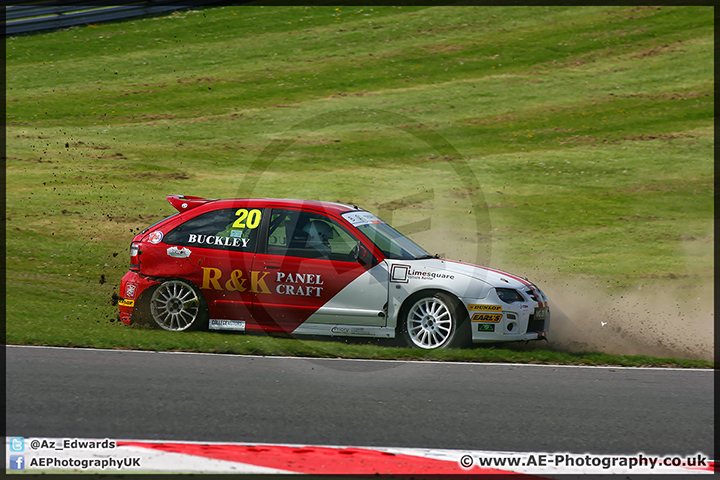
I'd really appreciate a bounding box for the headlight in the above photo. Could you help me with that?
[495,288,524,303]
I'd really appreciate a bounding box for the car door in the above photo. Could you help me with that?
[251,207,389,333]
[162,205,262,329]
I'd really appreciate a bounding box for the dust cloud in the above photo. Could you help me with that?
[538,276,714,361]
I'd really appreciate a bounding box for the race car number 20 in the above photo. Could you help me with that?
[232,209,262,229]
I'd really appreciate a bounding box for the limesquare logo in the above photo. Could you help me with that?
[9,437,25,452]
[9,455,25,470]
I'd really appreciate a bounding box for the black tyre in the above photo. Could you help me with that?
[149,280,207,331]
[401,292,469,349]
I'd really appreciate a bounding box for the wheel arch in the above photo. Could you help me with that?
[395,288,467,335]
[138,276,209,330]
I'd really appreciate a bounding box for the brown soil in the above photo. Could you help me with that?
[540,276,713,361]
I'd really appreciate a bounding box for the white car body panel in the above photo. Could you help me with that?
[292,258,550,343]
[299,264,389,326]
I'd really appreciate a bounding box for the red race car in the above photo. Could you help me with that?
[118,195,549,349]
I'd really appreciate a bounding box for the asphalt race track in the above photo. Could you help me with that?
[5,345,713,458]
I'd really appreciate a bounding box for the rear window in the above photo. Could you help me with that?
[163,208,261,252]
[140,213,179,235]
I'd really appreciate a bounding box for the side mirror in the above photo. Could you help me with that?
[352,242,376,266]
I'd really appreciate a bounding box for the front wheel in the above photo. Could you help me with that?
[402,293,469,349]
[149,280,207,331]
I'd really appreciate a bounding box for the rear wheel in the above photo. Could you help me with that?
[402,292,469,349]
[150,280,207,331]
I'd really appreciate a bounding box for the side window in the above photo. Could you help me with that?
[266,209,359,261]
[163,208,261,252]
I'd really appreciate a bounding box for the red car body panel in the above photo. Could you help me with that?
[118,196,381,333]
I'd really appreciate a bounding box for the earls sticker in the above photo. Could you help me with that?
[471,313,502,323]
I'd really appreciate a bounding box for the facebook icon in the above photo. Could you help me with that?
[9,455,25,470]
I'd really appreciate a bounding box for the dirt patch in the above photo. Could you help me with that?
[377,191,434,212]
[540,276,713,361]
[464,114,521,125]
[105,213,163,223]
[86,152,126,160]
[176,77,223,84]
[561,131,701,146]
[632,43,683,59]
[127,172,190,180]
[328,91,371,99]
[621,133,697,142]
[119,114,177,124]
[420,43,467,54]
[292,138,343,146]
[607,91,710,101]
[616,181,710,195]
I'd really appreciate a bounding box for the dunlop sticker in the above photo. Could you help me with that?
[118,299,135,307]
[468,304,502,312]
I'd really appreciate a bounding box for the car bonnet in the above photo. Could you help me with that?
[404,258,533,290]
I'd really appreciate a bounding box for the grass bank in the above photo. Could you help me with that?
[5,5,714,366]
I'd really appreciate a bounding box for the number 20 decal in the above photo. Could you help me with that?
[233,209,262,229]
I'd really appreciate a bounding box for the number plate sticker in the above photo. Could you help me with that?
[209,319,246,331]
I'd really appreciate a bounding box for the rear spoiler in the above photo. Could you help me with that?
[166,195,217,212]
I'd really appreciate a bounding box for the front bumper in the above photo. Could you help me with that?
[468,304,550,343]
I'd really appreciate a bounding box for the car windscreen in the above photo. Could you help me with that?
[341,211,431,260]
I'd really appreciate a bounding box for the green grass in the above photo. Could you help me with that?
[5,5,714,367]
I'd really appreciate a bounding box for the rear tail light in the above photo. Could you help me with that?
[130,242,141,271]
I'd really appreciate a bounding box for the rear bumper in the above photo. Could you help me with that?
[118,271,160,324]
